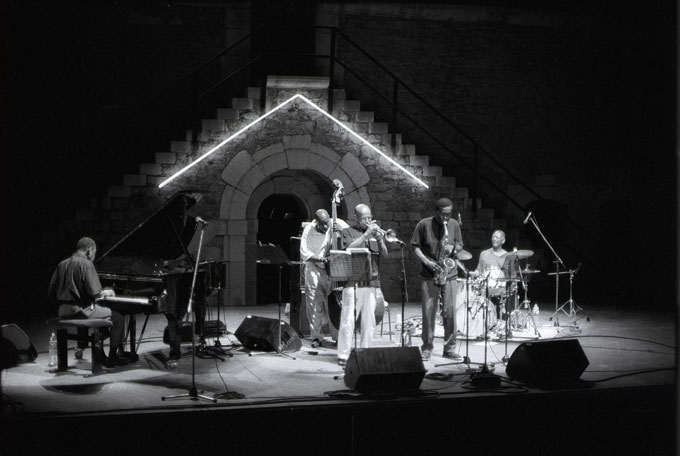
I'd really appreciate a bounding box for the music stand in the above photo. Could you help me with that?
[329,248,373,351]
[248,243,296,360]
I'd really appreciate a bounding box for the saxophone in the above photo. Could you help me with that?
[433,220,456,286]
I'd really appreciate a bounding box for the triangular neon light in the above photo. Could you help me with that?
[158,93,429,189]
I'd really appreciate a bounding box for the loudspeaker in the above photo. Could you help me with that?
[344,347,426,394]
[1,324,38,368]
[506,339,589,386]
[234,316,302,352]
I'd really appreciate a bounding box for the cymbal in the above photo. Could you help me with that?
[507,249,534,259]
[521,269,541,274]
[456,250,473,261]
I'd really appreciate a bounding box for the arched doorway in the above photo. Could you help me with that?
[256,194,306,304]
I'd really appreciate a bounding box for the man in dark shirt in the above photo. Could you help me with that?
[336,204,388,366]
[48,237,127,367]
[411,198,463,361]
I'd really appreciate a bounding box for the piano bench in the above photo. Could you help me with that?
[46,317,113,375]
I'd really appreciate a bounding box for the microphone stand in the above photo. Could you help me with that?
[524,214,569,329]
[396,241,409,347]
[162,219,216,403]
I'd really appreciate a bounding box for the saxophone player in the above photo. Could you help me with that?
[410,198,464,361]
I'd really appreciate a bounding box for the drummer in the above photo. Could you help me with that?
[471,230,512,317]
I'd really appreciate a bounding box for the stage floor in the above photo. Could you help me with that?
[1,299,676,455]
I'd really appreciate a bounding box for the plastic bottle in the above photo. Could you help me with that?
[48,332,58,367]
[532,303,540,321]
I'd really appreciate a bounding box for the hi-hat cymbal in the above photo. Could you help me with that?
[507,249,534,259]
[456,249,473,261]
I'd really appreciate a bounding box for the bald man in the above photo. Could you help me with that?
[473,230,512,320]
[299,209,338,347]
[337,204,388,366]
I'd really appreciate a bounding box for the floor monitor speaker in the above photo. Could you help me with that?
[344,346,425,394]
[234,316,301,353]
[506,339,589,386]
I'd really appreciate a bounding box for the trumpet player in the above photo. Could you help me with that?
[336,204,388,366]
[411,198,463,361]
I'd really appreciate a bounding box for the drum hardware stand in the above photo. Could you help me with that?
[523,212,587,328]
[550,263,589,325]
[162,218,217,403]
[514,266,541,340]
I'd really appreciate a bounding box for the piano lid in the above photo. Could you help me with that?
[95,192,202,276]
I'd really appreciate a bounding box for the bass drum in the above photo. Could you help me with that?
[456,286,497,338]
[328,287,385,333]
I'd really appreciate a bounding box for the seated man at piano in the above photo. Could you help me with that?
[48,237,129,368]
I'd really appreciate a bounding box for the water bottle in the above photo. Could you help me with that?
[48,332,58,367]
[532,303,540,322]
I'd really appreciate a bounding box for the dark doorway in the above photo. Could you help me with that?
[256,194,306,304]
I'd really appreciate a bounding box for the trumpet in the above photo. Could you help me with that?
[367,221,403,244]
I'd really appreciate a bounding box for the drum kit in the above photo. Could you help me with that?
[455,249,541,341]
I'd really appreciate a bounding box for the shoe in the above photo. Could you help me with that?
[311,338,322,348]
[105,354,131,369]
[421,350,432,361]
[74,348,84,360]
[338,358,347,367]
[443,352,462,360]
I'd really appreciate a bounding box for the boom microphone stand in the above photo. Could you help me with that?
[162,218,217,403]
[524,212,572,329]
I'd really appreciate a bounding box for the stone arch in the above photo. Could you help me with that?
[218,136,372,306]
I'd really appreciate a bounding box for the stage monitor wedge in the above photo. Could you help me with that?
[344,347,425,394]
[506,339,589,386]
[234,316,301,353]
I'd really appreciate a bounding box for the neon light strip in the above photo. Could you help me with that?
[295,94,428,188]
[158,93,429,189]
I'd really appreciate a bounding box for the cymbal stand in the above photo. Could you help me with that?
[551,263,588,325]
[516,266,540,339]
[162,219,216,403]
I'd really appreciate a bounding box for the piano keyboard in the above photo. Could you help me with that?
[97,295,150,305]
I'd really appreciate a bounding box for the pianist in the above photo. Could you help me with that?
[48,237,129,368]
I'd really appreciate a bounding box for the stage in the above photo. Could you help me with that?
[2,300,675,455]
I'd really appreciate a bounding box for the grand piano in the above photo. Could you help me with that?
[95,192,207,361]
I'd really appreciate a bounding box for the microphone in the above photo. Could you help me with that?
[195,216,209,225]
[523,211,533,224]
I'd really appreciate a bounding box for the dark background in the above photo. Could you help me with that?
[0,0,676,322]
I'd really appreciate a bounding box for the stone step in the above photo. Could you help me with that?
[247,86,261,100]
[356,111,374,122]
[368,122,388,134]
[140,163,162,176]
[155,152,177,164]
[231,97,254,111]
[202,119,226,133]
[217,108,239,122]
[123,174,146,187]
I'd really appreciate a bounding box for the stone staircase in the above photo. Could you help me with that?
[47,77,539,298]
